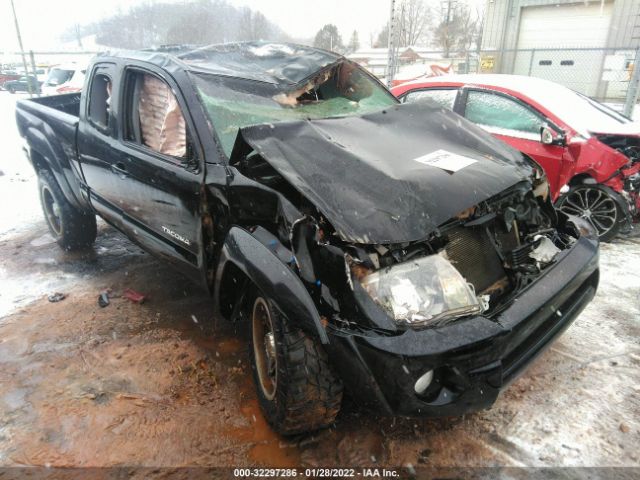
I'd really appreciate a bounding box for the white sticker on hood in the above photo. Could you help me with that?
[413,149,477,172]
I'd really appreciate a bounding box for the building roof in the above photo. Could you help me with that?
[348,46,448,64]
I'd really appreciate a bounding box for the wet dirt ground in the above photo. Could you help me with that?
[0,92,639,470]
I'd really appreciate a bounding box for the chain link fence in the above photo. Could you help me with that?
[370,45,640,113]
[473,47,637,103]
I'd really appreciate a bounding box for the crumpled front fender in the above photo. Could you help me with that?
[214,226,329,344]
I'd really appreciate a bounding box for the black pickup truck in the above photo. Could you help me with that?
[16,42,600,435]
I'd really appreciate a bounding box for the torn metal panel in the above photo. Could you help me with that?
[239,102,533,244]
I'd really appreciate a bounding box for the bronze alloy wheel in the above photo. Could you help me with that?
[252,297,278,401]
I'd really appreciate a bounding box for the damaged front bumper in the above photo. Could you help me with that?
[325,234,599,417]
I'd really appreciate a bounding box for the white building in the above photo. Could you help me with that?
[480,0,640,100]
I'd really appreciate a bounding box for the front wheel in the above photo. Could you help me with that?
[38,169,97,250]
[7,86,15,94]
[556,184,622,242]
[250,294,343,435]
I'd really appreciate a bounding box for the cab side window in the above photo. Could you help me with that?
[464,91,543,135]
[124,70,187,160]
[87,73,112,129]
[402,89,457,110]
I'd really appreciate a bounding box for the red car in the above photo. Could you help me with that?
[392,74,640,241]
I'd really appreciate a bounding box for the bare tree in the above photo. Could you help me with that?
[373,0,432,49]
[313,24,344,52]
[374,25,389,48]
[347,30,360,53]
[432,0,481,57]
[396,0,431,47]
[238,8,272,41]
[89,0,284,49]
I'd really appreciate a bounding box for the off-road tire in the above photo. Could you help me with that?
[556,184,623,242]
[249,293,343,436]
[38,169,97,250]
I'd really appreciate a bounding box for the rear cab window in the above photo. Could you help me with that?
[87,71,112,130]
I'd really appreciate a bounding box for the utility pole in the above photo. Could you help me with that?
[624,12,640,118]
[29,50,40,97]
[442,0,457,58]
[10,0,33,97]
[386,0,397,88]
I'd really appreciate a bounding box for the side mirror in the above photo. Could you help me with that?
[541,125,566,146]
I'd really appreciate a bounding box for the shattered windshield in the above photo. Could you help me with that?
[191,61,398,157]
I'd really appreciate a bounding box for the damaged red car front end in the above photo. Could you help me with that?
[392,75,640,241]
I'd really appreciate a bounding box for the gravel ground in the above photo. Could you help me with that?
[0,91,638,471]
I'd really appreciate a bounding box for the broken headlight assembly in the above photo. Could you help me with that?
[360,254,483,328]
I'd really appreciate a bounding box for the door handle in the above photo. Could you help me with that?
[111,161,128,176]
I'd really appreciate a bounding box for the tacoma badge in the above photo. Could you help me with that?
[162,226,191,246]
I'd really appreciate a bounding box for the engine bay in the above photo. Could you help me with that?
[596,133,640,163]
[234,145,576,329]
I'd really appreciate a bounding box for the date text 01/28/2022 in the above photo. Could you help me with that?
[233,468,400,477]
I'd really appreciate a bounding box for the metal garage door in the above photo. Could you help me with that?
[513,2,613,96]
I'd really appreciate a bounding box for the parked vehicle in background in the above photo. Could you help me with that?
[2,76,41,94]
[34,67,49,83]
[16,43,599,435]
[392,74,640,241]
[0,71,21,87]
[41,64,86,95]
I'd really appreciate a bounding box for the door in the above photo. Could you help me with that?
[117,67,204,282]
[461,89,567,193]
[80,63,205,283]
[78,62,122,228]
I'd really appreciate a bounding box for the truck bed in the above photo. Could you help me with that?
[25,92,81,117]
[15,92,85,209]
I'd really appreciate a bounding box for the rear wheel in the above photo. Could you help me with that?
[7,86,15,94]
[557,184,622,242]
[250,294,342,435]
[38,169,97,250]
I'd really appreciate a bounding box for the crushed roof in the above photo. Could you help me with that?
[106,42,343,86]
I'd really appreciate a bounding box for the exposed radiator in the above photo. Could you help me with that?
[445,226,506,293]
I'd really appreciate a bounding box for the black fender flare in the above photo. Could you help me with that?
[17,110,84,211]
[214,226,329,344]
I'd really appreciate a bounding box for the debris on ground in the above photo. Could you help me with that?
[47,292,66,303]
[123,288,146,304]
[98,291,110,308]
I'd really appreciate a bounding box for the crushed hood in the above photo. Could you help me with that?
[238,102,533,244]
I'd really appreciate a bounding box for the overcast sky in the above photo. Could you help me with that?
[1,0,485,52]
